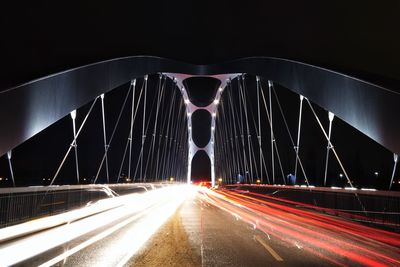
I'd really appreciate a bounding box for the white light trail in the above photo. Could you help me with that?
[0,185,194,266]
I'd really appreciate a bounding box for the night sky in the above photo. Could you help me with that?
[1,1,399,188]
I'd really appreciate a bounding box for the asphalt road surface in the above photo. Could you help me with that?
[131,187,400,267]
[6,185,400,266]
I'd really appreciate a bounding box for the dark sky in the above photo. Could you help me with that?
[1,1,400,90]
[0,1,399,188]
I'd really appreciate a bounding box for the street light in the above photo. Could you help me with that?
[170,177,175,182]
[256,179,261,184]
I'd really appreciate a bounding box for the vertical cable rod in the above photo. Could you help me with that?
[268,81,275,184]
[128,79,137,181]
[389,154,398,190]
[305,98,353,188]
[294,95,304,178]
[140,75,148,182]
[256,76,263,183]
[100,94,110,183]
[70,110,80,184]
[324,112,335,186]
[7,151,15,187]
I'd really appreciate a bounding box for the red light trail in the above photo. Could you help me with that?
[198,188,400,267]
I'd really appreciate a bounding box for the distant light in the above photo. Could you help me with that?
[187,113,192,117]
[7,151,12,160]
[374,172,379,176]
[144,75,148,81]
[184,99,190,104]
[256,179,261,184]
[181,87,185,91]
[308,185,315,188]
[339,173,344,178]
[170,177,174,182]
[213,99,219,105]
[100,93,105,100]
[70,110,77,120]
[211,126,215,131]
[331,186,341,189]
[218,87,223,92]
[0,177,3,181]
[218,178,223,182]
[300,95,304,101]
[212,112,216,117]
[361,188,376,191]
[344,187,357,190]
[300,185,307,188]
[188,126,192,130]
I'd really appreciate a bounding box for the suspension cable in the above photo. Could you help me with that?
[305,98,353,188]
[270,84,309,185]
[140,75,148,181]
[117,78,144,183]
[240,75,255,183]
[94,82,133,183]
[51,97,99,186]
[100,94,110,183]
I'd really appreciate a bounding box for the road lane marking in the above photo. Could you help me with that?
[254,235,284,261]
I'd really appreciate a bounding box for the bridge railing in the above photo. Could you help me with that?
[0,183,165,228]
[225,184,400,231]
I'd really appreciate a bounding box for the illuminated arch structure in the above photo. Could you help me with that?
[1,56,399,186]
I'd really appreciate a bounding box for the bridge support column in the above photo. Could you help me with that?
[167,73,239,187]
[187,137,196,184]
[210,120,216,187]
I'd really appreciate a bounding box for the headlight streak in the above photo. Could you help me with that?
[200,188,400,267]
[0,185,194,266]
